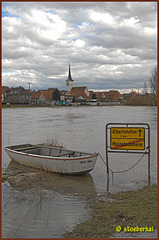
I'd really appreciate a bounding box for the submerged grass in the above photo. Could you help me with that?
[39,137,64,149]
[65,185,157,238]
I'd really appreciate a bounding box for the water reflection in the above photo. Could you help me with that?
[2,182,91,238]
[5,161,97,198]
[3,161,97,238]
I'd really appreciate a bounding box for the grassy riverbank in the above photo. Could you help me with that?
[65,185,157,238]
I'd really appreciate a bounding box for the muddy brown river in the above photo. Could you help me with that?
[2,106,157,238]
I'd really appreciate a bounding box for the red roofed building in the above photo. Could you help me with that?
[60,90,73,103]
[2,86,10,102]
[70,86,90,100]
[103,92,109,99]
[39,88,55,104]
[4,86,31,104]
[89,90,123,103]
[30,90,41,104]
[129,91,140,97]
[93,92,105,101]
[89,91,93,98]
[122,91,141,101]
[108,90,122,102]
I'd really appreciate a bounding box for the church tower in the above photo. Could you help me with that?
[66,63,74,92]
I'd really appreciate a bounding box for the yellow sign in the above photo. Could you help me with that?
[110,127,145,150]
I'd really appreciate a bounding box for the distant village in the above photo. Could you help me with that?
[2,64,155,106]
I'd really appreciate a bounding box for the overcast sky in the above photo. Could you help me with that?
[2,2,157,92]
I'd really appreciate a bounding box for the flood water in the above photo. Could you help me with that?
[2,106,157,238]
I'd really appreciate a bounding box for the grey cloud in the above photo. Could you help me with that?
[2,2,157,91]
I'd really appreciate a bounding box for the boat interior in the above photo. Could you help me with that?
[8,144,90,158]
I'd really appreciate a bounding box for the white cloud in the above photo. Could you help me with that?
[74,39,85,47]
[90,11,115,25]
[144,27,156,35]
[120,16,140,28]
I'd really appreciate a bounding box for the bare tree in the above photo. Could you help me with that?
[150,67,157,105]
[143,82,148,95]
[150,67,157,94]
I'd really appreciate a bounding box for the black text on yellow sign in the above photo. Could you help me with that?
[110,127,145,150]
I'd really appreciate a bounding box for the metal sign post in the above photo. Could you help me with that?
[105,123,150,179]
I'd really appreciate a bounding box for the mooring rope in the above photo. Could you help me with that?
[98,151,147,174]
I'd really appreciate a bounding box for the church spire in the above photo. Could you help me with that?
[67,63,74,81]
[66,63,74,92]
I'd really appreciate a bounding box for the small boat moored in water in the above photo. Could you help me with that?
[5,144,98,175]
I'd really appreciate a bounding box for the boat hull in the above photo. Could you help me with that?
[5,146,98,175]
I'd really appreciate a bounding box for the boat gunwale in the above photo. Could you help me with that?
[5,147,99,161]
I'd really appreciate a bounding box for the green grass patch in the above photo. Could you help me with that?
[65,185,157,238]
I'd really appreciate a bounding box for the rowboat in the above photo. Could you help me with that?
[5,144,98,175]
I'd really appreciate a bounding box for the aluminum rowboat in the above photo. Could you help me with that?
[5,144,98,175]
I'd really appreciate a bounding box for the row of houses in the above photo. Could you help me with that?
[2,85,141,105]
[2,86,55,104]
